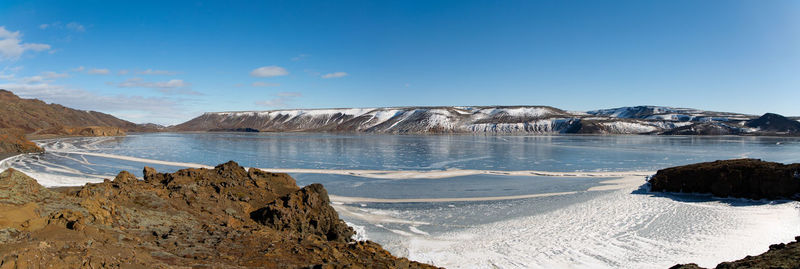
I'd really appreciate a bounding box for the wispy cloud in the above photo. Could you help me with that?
[321,72,348,79]
[0,26,51,61]
[255,92,303,107]
[276,92,302,97]
[118,77,190,89]
[291,54,310,61]
[252,82,280,87]
[71,66,85,72]
[0,82,189,124]
[116,77,200,95]
[87,68,110,75]
[118,69,129,75]
[65,22,86,32]
[39,22,86,32]
[42,71,68,79]
[137,69,179,75]
[250,66,289,77]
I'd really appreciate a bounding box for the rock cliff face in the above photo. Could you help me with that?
[0,162,436,268]
[649,159,800,200]
[32,126,127,138]
[172,105,799,135]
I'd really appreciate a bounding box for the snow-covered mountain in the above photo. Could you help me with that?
[172,105,795,135]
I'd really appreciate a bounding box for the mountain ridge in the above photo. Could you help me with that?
[172,105,797,136]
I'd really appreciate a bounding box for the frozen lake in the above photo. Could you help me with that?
[2,133,799,268]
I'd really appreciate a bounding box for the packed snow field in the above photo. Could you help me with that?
[3,133,800,268]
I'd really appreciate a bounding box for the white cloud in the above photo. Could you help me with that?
[65,22,86,32]
[42,71,68,79]
[0,82,188,124]
[321,72,348,79]
[118,77,190,89]
[18,75,45,84]
[250,66,288,77]
[138,69,178,75]
[0,26,51,61]
[276,92,302,97]
[71,66,85,72]
[255,92,303,107]
[291,54,310,61]
[40,22,86,32]
[118,69,129,75]
[87,68,110,75]
[252,82,280,87]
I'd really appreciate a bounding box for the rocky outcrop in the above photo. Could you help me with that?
[32,126,127,137]
[0,161,437,268]
[649,159,800,200]
[671,237,800,268]
[659,122,743,136]
[0,128,43,155]
[250,183,354,242]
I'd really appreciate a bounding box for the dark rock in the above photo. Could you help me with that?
[113,171,137,184]
[649,159,800,200]
[250,183,355,242]
[660,122,742,135]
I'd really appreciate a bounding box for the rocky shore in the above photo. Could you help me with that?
[649,159,800,268]
[0,161,437,268]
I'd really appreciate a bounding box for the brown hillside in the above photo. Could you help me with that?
[0,89,142,132]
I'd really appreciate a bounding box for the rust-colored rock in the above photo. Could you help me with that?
[251,183,355,242]
[0,128,43,154]
[0,162,438,268]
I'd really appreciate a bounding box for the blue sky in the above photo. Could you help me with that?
[1,0,798,124]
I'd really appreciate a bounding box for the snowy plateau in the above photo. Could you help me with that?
[173,106,798,135]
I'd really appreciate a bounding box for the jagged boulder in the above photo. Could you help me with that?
[250,183,355,242]
[649,159,800,200]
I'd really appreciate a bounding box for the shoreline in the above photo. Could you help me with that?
[41,150,654,180]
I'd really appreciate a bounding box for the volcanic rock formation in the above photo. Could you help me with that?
[0,161,436,268]
[649,159,800,200]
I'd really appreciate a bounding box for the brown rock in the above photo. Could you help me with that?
[250,183,355,242]
[113,170,137,184]
[0,162,439,268]
[0,128,43,154]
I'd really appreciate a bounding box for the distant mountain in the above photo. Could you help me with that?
[745,113,800,134]
[0,90,157,133]
[171,105,798,136]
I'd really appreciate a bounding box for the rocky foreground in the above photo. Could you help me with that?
[650,159,800,268]
[0,162,436,268]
